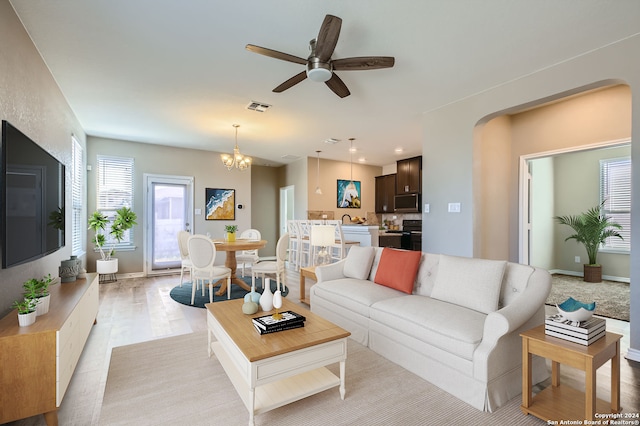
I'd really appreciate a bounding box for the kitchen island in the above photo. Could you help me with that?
[341,225,379,247]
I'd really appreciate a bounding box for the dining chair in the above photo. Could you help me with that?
[177,230,192,287]
[298,220,312,267]
[252,233,290,294]
[187,234,231,304]
[236,228,261,277]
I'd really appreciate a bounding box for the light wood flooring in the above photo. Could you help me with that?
[6,268,639,425]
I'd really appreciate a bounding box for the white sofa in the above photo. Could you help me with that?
[310,246,551,412]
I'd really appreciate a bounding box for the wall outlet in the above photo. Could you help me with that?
[574,256,581,263]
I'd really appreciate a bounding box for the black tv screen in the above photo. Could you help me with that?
[1,120,65,268]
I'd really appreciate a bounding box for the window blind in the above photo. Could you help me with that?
[71,137,84,255]
[96,155,134,247]
[600,157,631,250]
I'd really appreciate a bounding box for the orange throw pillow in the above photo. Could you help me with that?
[374,248,422,294]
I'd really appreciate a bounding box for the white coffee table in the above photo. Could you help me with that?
[206,298,350,426]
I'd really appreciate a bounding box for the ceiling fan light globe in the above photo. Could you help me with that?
[306,59,332,82]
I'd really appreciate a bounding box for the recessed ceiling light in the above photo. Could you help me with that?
[358,157,366,163]
[394,148,404,154]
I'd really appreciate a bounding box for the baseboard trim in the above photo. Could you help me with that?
[625,347,640,363]
[549,269,630,283]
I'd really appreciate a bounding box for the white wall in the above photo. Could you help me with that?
[421,34,640,359]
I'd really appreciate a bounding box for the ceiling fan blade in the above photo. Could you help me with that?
[245,44,306,65]
[325,73,350,98]
[273,71,308,93]
[315,15,342,62]
[332,56,395,71]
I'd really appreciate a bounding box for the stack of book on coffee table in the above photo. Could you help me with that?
[544,314,606,345]
[252,310,306,335]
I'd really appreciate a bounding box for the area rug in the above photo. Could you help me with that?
[170,276,289,308]
[99,332,547,426]
[546,274,630,322]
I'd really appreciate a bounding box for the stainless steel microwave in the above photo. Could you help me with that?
[394,193,421,213]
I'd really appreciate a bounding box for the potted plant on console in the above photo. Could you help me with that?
[555,202,623,283]
[88,207,138,275]
[23,274,53,316]
[13,299,36,327]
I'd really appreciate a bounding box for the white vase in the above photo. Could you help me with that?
[35,294,50,316]
[18,311,36,327]
[97,259,118,274]
[273,290,282,310]
[259,278,273,311]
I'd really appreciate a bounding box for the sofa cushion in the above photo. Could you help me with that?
[311,278,406,318]
[343,246,376,280]
[413,252,440,296]
[374,248,422,294]
[430,255,506,314]
[370,295,486,360]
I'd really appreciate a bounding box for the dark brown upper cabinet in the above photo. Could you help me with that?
[375,174,396,213]
[396,156,422,194]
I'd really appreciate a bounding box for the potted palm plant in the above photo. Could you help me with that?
[554,202,623,283]
[88,207,138,274]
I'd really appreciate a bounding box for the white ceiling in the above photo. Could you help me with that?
[9,0,640,167]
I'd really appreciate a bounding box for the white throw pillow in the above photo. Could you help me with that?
[343,246,376,280]
[430,254,506,314]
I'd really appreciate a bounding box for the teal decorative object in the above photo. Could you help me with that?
[556,297,596,322]
[244,291,261,304]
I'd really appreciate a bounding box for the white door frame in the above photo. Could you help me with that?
[143,173,194,276]
[279,185,294,235]
[518,138,630,264]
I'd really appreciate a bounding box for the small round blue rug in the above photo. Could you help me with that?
[169,276,289,308]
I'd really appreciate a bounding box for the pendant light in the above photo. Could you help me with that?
[220,124,251,171]
[314,150,323,195]
[347,138,357,192]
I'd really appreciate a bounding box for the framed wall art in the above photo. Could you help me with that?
[337,179,361,208]
[205,188,235,220]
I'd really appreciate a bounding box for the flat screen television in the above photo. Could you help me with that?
[1,120,65,268]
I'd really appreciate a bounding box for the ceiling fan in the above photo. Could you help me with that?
[246,14,395,98]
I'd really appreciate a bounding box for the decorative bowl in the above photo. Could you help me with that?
[556,297,596,322]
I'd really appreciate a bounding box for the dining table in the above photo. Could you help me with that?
[211,238,267,296]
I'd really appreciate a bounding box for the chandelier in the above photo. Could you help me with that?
[220,124,251,171]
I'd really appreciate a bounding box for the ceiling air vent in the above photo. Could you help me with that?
[281,154,301,161]
[246,101,271,112]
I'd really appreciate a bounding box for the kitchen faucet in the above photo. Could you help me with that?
[341,214,351,224]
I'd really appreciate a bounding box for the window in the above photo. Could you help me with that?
[96,155,135,250]
[71,136,84,255]
[600,157,631,251]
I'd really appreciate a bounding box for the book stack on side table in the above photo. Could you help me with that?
[544,314,606,345]
[252,310,306,335]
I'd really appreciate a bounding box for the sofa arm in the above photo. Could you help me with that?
[473,267,551,379]
[315,259,347,282]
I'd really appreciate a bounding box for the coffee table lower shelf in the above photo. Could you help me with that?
[521,385,616,421]
[211,341,342,418]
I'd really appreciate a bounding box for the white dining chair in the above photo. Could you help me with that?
[286,220,301,269]
[252,233,289,294]
[187,234,231,304]
[236,228,261,276]
[177,230,192,287]
[326,220,359,262]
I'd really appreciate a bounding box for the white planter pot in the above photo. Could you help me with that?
[35,294,50,316]
[18,311,36,327]
[97,259,118,274]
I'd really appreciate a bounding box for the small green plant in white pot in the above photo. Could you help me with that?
[23,274,53,316]
[225,225,238,242]
[88,207,138,274]
[13,299,36,326]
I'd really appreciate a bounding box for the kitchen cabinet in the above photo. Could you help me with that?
[396,156,422,194]
[375,174,396,213]
[379,234,402,249]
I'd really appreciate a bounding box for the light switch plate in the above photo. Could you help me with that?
[448,202,461,213]
[424,203,430,213]
[195,208,202,215]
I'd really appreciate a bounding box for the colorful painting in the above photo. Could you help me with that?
[337,179,361,208]
[205,188,235,220]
